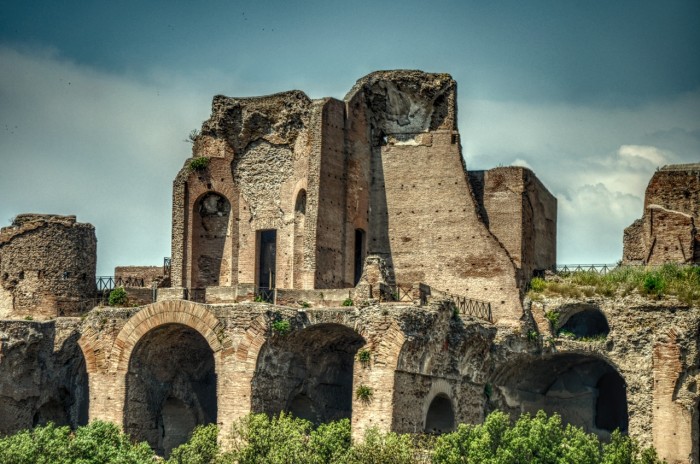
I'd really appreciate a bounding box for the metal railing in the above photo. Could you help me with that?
[447,295,492,323]
[255,287,275,303]
[95,276,145,292]
[554,264,617,275]
[163,257,171,277]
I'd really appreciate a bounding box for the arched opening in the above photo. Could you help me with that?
[559,308,610,339]
[494,354,628,438]
[252,323,364,425]
[191,192,231,288]
[293,190,306,289]
[595,372,628,432]
[124,324,217,457]
[425,394,455,434]
[354,229,365,286]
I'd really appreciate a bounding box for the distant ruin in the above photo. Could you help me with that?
[623,163,700,265]
[0,71,698,463]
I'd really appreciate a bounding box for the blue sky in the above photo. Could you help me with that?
[1,0,699,275]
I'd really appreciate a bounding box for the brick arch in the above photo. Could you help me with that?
[77,328,101,374]
[111,299,226,375]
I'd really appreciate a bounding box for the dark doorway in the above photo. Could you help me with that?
[258,230,276,301]
[425,394,455,434]
[595,372,628,432]
[354,229,365,285]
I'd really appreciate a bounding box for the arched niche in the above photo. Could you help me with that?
[424,394,455,434]
[191,191,231,288]
[558,307,610,339]
[251,323,364,425]
[494,354,628,437]
[124,323,217,457]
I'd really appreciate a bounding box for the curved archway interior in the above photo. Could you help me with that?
[124,323,217,457]
[192,192,231,288]
[425,394,455,434]
[496,354,627,438]
[252,324,364,425]
[560,309,610,338]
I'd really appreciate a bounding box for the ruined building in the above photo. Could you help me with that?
[623,163,700,265]
[166,70,556,322]
[0,71,699,464]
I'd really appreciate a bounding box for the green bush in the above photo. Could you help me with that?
[272,319,290,335]
[432,410,664,464]
[355,384,373,403]
[345,428,415,464]
[529,277,547,292]
[228,412,314,464]
[189,156,210,171]
[0,421,155,464]
[108,287,128,306]
[342,298,354,307]
[357,349,372,366]
[167,424,220,464]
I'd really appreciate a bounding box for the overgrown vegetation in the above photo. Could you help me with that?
[357,349,371,366]
[0,411,666,464]
[189,156,210,171]
[108,286,128,306]
[342,298,354,307]
[528,264,700,306]
[355,384,373,403]
[271,319,290,335]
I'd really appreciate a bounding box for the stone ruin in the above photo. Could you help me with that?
[623,163,700,265]
[0,70,699,463]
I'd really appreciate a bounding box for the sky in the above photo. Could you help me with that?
[0,0,698,276]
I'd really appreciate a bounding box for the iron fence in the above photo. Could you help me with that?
[554,264,617,275]
[163,257,171,276]
[448,295,492,323]
[255,287,275,303]
[95,276,145,292]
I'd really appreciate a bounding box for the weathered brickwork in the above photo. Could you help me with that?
[623,164,700,265]
[2,70,700,463]
[0,215,96,319]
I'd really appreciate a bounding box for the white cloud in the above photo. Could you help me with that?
[617,144,669,167]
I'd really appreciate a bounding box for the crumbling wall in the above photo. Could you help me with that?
[0,215,96,319]
[0,318,88,435]
[346,71,523,322]
[469,167,557,281]
[114,266,166,287]
[623,164,700,265]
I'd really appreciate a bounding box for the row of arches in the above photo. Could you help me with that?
[119,320,630,456]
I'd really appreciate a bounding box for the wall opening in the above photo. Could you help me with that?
[354,229,365,286]
[191,192,231,288]
[425,394,455,434]
[559,308,610,339]
[293,190,306,289]
[257,230,277,301]
[252,323,364,425]
[124,323,217,457]
[494,354,627,438]
[595,372,628,432]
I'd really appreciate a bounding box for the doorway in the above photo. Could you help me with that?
[258,230,277,302]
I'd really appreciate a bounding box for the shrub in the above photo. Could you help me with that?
[309,418,352,463]
[342,298,354,306]
[189,156,210,171]
[167,424,219,464]
[227,413,314,464]
[0,421,155,464]
[108,287,128,306]
[272,319,290,335]
[545,310,560,328]
[357,349,371,366]
[345,428,415,464]
[529,277,547,292]
[355,384,373,403]
[432,410,664,464]
[641,273,666,297]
